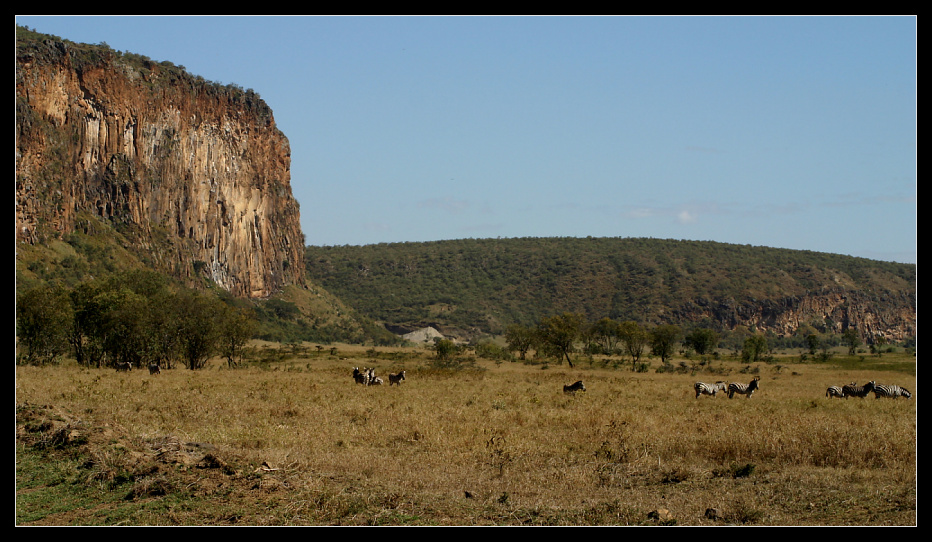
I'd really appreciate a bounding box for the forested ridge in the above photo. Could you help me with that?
[304,237,916,341]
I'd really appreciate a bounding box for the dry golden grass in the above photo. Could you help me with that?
[16,346,916,525]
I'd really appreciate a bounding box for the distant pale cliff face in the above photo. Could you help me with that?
[16,35,304,298]
[671,290,916,344]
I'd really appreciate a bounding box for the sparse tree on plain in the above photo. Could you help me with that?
[504,324,536,360]
[618,320,649,370]
[650,324,681,366]
[536,312,584,368]
[741,335,769,363]
[590,317,622,354]
[218,306,256,368]
[842,328,861,355]
[684,328,718,357]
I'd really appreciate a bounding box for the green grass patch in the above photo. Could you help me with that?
[827,354,916,376]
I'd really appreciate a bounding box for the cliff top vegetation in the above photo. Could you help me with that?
[16,24,273,122]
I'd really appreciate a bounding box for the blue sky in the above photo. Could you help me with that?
[17,16,916,263]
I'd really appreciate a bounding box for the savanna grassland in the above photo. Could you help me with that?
[16,346,916,526]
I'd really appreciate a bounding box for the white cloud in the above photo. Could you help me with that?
[677,210,698,224]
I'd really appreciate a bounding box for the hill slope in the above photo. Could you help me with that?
[305,237,916,343]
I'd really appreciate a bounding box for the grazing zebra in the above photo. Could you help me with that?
[825,385,844,399]
[872,384,912,399]
[389,370,406,386]
[115,361,133,372]
[148,363,161,375]
[352,367,369,385]
[694,381,728,399]
[728,376,761,399]
[842,381,876,399]
[563,381,586,395]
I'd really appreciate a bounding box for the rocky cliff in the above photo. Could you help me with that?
[16,29,304,298]
[671,289,916,344]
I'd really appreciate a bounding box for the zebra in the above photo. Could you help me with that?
[825,385,844,399]
[563,381,586,395]
[366,368,383,386]
[694,381,728,399]
[352,367,369,385]
[872,384,912,399]
[388,370,406,386]
[842,380,876,399]
[728,376,761,399]
[115,361,133,372]
[148,363,161,375]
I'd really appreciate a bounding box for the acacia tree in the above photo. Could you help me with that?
[650,324,681,365]
[434,338,456,361]
[684,328,718,357]
[176,291,225,370]
[536,312,584,367]
[842,328,861,355]
[806,333,821,356]
[217,306,256,368]
[870,334,888,357]
[741,335,769,363]
[504,324,536,360]
[618,320,649,370]
[590,317,621,354]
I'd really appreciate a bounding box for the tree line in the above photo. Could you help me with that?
[15,270,255,370]
[496,312,857,369]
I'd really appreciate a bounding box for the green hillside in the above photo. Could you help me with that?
[304,237,915,340]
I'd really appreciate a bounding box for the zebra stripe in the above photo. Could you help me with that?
[389,370,406,386]
[352,367,370,385]
[728,376,761,399]
[563,381,586,395]
[825,385,844,399]
[872,384,912,399]
[694,381,728,398]
[366,368,383,386]
[842,381,876,399]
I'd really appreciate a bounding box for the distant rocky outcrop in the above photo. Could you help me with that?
[16,28,304,298]
[402,326,446,343]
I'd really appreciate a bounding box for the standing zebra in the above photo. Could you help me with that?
[367,368,383,386]
[728,376,761,399]
[563,381,586,395]
[872,384,912,399]
[694,381,728,399]
[148,363,161,375]
[842,381,876,399]
[825,385,844,399]
[388,370,406,386]
[352,367,369,385]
